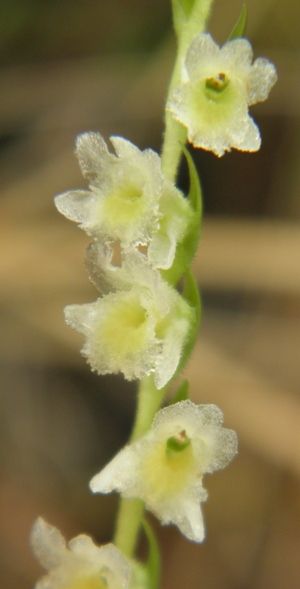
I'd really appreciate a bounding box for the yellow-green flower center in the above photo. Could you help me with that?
[111,183,143,202]
[64,574,109,589]
[98,294,150,357]
[166,430,191,457]
[101,175,147,235]
[190,74,241,128]
[141,433,198,500]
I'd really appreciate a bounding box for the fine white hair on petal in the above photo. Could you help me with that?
[65,250,193,388]
[31,518,131,589]
[75,131,113,187]
[219,38,253,70]
[185,33,219,78]
[31,518,66,571]
[167,33,277,156]
[54,189,96,226]
[248,57,278,105]
[55,131,193,268]
[90,400,238,543]
[176,500,205,542]
[55,132,162,249]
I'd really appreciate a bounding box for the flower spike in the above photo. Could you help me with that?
[90,401,238,542]
[167,33,277,156]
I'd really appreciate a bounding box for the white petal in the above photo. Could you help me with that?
[205,427,238,473]
[67,536,131,589]
[152,400,202,439]
[54,189,96,226]
[231,115,261,152]
[154,302,192,389]
[75,132,114,187]
[248,57,278,105]
[90,446,135,494]
[31,518,67,571]
[185,33,219,79]
[110,136,144,160]
[197,403,224,427]
[175,500,205,542]
[220,38,253,70]
[64,302,97,336]
[32,519,131,589]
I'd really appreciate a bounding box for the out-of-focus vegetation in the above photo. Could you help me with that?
[0,0,170,64]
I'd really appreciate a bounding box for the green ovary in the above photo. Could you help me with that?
[141,439,198,501]
[98,295,151,358]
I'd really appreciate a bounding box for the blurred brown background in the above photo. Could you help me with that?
[1,0,300,588]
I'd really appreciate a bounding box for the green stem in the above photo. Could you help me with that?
[114,0,214,560]
[114,498,144,558]
[161,0,215,181]
[130,375,167,442]
[114,376,166,557]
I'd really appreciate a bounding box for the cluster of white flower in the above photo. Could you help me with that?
[55,132,195,389]
[32,19,276,589]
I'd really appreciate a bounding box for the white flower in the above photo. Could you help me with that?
[55,132,192,269]
[31,517,130,589]
[65,248,193,389]
[90,401,238,542]
[167,33,277,156]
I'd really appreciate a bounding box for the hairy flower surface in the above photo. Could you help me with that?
[55,132,191,269]
[167,33,277,156]
[31,518,130,589]
[65,248,193,389]
[90,401,238,542]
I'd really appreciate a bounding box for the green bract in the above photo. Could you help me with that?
[161,146,202,285]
